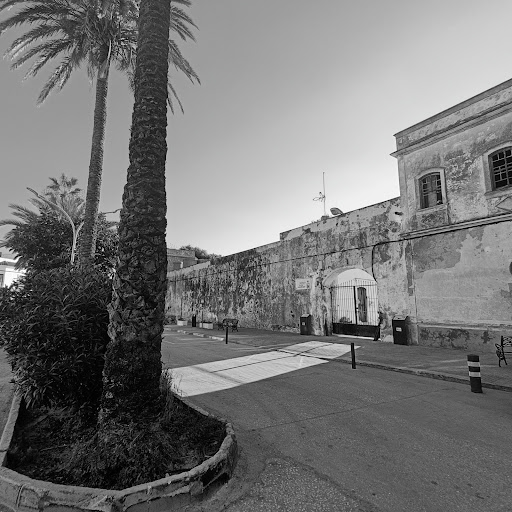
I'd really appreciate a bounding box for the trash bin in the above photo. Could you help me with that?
[191,314,197,327]
[300,315,312,335]
[392,315,408,345]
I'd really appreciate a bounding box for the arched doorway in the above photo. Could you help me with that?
[326,268,378,337]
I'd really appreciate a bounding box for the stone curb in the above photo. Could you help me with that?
[337,358,512,392]
[0,393,21,468]
[174,329,512,393]
[0,384,238,512]
[175,329,224,342]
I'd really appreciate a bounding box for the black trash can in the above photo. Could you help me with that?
[300,315,312,335]
[392,315,408,345]
[191,314,197,327]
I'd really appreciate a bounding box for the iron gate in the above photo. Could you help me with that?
[330,279,378,337]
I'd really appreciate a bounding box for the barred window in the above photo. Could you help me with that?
[490,148,512,190]
[420,172,443,209]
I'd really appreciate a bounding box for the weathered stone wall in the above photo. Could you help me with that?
[167,80,512,352]
[166,198,406,339]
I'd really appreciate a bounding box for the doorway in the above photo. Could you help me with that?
[330,274,378,337]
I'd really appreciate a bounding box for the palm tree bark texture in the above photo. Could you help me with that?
[99,0,170,429]
[80,46,109,265]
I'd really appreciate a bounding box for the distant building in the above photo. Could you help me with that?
[0,253,24,287]
[167,248,198,272]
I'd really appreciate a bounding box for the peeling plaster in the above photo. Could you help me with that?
[413,231,465,272]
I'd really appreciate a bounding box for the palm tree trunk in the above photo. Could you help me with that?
[98,0,170,429]
[79,51,110,266]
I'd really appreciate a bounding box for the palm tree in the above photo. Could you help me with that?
[0,0,199,265]
[98,0,170,433]
[44,173,84,224]
[0,175,85,265]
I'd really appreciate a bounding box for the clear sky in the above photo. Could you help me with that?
[1,0,511,257]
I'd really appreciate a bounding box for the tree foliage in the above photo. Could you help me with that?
[0,177,118,273]
[2,210,73,272]
[0,266,112,411]
[179,244,222,260]
[0,0,198,108]
[1,210,118,273]
[0,0,199,264]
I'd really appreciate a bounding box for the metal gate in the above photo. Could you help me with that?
[330,279,378,337]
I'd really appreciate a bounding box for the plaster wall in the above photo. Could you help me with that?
[408,221,512,350]
[166,199,405,338]
[397,109,512,232]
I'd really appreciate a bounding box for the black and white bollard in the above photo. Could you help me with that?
[225,324,229,344]
[467,354,483,393]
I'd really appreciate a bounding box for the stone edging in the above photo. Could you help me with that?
[337,358,512,392]
[0,390,238,512]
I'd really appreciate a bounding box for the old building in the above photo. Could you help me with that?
[393,79,512,350]
[167,248,198,271]
[0,253,24,287]
[166,80,512,352]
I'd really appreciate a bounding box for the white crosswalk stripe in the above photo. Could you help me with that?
[168,342,356,397]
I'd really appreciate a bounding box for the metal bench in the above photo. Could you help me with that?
[217,318,239,332]
[495,335,512,367]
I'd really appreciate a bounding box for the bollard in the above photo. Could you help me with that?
[467,354,482,393]
[351,342,356,369]
[225,324,229,344]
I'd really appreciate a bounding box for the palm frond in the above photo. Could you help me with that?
[37,50,85,103]
[170,5,197,42]
[0,3,72,33]
[168,39,199,84]
[9,39,65,70]
[6,25,64,59]
[167,80,183,114]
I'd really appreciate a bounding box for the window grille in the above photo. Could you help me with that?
[420,173,443,209]
[490,148,512,189]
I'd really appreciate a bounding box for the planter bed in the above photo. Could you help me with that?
[0,388,238,512]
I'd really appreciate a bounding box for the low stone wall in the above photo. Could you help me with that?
[417,324,504,352]
[0,391,238,512]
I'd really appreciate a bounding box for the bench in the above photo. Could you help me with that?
[495,335,512,367]
[216,318,239,332]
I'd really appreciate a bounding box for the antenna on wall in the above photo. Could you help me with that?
[313,172,327,217]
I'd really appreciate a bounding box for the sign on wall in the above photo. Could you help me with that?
[295,278,311,291]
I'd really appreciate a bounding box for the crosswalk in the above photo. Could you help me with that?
[167,341,358,397]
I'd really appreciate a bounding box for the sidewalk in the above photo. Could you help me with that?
[166,325,512,392]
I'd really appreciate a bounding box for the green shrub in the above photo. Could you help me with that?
[0,266,112,411]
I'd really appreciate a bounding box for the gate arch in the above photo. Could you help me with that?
[324,268,378,337]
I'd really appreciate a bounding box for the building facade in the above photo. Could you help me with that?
[167,248,198,271]
[0,254,24,287]
[166,80,512,352]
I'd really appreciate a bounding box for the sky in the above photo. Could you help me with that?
[1,0,512,257]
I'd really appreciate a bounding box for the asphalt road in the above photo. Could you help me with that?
[162,329,512,512]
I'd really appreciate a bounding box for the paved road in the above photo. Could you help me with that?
[162,330,512,512]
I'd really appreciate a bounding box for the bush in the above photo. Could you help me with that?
[0,266,112,411]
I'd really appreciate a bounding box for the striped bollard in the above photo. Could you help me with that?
[467,354,483,393]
